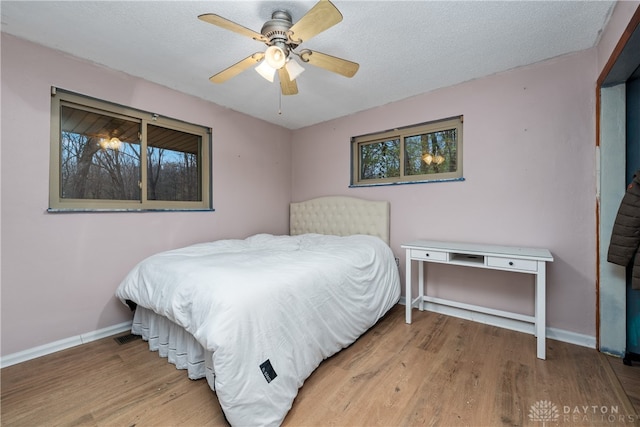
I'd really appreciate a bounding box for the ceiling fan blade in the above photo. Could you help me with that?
[288,0,343,44]
[198,14,268,43]
[278,67,298,95]
[209,52,265,83]
[299,50,359,78]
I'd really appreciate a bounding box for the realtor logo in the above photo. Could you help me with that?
[529,400,559,426]
[529,400,639,424]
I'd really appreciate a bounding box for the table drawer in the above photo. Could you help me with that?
[410,249,448,262]
[486,256,537,272]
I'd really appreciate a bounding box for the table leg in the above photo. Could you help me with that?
[535,262,546,359]
[418,261,424,311]
[405,249,412,324]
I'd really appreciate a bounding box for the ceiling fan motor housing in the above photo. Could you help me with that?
[261,11,296,51]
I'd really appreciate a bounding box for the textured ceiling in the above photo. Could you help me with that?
[1,1,616,129]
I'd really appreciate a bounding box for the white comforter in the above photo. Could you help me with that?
[115,233,400,426]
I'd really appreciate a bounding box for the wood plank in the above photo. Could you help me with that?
[607,355,640,414]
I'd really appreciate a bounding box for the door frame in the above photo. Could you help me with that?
[596,6,640,355]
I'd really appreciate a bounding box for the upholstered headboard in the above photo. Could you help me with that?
[290,196,390,245]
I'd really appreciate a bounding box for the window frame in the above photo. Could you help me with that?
[49,88,212,212]
[350,116,464,187]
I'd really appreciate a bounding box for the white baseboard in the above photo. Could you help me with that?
[398,297,596,349]
[1,321,132,368]
[546,326,596,349]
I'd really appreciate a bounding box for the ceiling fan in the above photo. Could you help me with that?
[198,0,359,95]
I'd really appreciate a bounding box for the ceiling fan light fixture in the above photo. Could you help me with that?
[255,60,276,82]
[99,136,122,151]
[285,58,305,81]
[265,45,287,69]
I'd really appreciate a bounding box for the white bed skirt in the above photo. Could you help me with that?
[132,307,216,390]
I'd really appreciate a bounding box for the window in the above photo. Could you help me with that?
[49,88,212,211]
[351,116,463,186]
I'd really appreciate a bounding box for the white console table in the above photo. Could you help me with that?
[402,240,553,359]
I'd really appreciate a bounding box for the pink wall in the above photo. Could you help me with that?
[0,34,292,356]
[291,49,599,336]
[597,1,640,75]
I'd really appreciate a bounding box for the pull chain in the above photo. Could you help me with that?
[278,88,282,115]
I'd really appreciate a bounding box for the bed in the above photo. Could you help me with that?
[115,196,400,426]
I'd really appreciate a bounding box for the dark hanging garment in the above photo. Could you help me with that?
[608,170,640,290]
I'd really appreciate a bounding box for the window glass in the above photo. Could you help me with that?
[147,125,201,202]
[404,128,458,176]
[359,138,400,181]
[60,105,141,200]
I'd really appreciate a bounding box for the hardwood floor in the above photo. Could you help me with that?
[606,355,640,415]
[2,305,639,426]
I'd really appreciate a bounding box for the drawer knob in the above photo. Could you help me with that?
[425,253,430,257]
[509,261,514,266]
